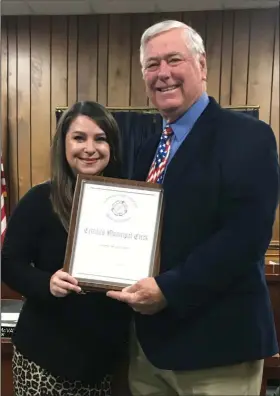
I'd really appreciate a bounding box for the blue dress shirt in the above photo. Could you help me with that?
[164,92,209,166]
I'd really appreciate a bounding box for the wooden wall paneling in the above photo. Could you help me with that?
[77,15,98,102]
[231,10,250,106]
[108,14,131,106]
[0,10,279,250]
[17,16,31,200]
[51,16,67,138]
[182,12,191,27]
[152,12,183,22]
[183,11,207,45]
[107,15,131,107]
[270,16,279,246]
[220,11,234,106]
[97,15,109,106]
[7,17,18,213]
[247,9,275,123]
[1,18,9,214]
[205,11,223,102]
[1,17,21,299]
[67,16,78,107]
[30,16,51,186]
[167,12,184,20]
[130,14,152,107]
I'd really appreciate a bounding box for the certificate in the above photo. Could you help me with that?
[63,174,164,291]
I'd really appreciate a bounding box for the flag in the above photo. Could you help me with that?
[1,156,7,245]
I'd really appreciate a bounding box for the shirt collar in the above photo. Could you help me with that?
[163,92,209,142]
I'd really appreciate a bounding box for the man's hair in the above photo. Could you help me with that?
[50,101,122,231]
[140,20,205,69]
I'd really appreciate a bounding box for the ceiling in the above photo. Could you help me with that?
[1,0,279,15]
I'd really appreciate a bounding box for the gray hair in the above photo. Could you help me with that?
[140,20,205,68]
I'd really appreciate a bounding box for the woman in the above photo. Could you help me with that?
[1,101,131,396]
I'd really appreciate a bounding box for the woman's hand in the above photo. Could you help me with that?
[50,269,81,297]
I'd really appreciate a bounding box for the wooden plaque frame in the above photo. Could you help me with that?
[63,174,164,291]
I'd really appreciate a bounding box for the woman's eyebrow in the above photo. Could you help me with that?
[72,130,86,134]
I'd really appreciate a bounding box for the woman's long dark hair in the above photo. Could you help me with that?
[50,101,122,231]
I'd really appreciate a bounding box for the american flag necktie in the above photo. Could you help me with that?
[146,125,174,184]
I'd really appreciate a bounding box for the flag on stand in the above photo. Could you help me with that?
[1,156,7,245]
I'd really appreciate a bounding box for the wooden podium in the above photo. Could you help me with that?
[1,339,13,396]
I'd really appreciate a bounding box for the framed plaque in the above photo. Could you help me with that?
[63,175,164,291]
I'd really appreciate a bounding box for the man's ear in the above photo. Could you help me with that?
[199,54,207,81]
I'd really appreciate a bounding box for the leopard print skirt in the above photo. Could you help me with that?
[12,347,112,396]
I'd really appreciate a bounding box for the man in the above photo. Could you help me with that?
[107,20,280,395]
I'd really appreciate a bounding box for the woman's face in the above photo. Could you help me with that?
[65,115,110,176]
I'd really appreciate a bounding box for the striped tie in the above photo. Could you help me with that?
[146,125,174,184]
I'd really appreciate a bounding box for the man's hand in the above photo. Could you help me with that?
[106,277,167,315]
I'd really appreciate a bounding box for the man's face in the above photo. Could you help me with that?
[142,28,207,122]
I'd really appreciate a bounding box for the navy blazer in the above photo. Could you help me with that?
[133,97,280,370]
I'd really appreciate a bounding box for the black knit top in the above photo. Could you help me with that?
[1,181,131,386]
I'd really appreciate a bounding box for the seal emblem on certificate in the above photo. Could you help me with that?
[63,175,164,291]
[111,200,128,217]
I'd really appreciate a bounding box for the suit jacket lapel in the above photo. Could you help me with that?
[163,97,221,187]
[133,97,222,183]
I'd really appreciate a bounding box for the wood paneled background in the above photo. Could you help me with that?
[1,9,279,245]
